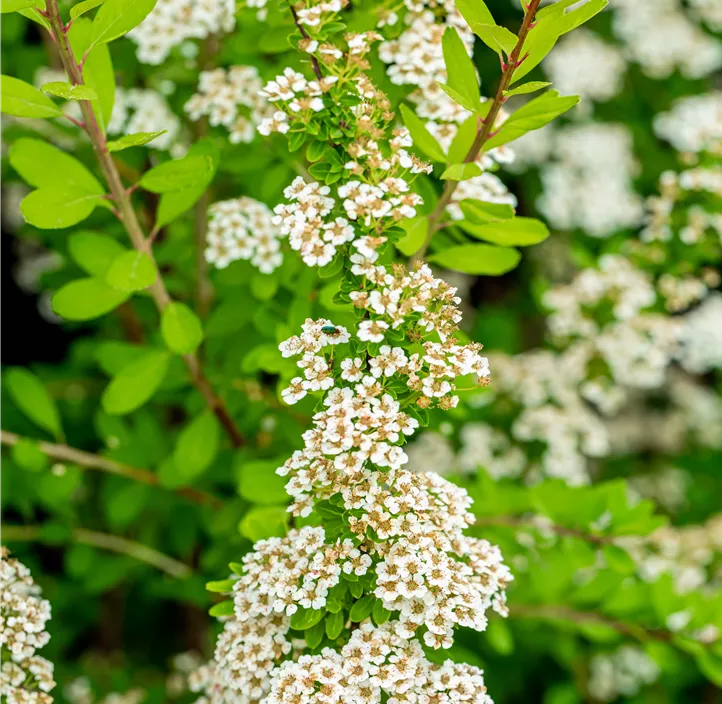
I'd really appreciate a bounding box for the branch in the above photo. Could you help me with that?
[2,524,192,579]
[0,430,222,509]
[474,514,617,546]
[193,35,220,321]
[509,604,672,643]
[288,2,323,81]
[410,0,542,264]
[44,0,244,449]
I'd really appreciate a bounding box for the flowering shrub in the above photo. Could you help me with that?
[1,0,721,703]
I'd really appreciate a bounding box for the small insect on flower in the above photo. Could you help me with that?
[321,325,341,335]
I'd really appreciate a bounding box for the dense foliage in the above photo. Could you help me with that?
[1,0,721,703]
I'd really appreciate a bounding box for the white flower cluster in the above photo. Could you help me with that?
[195,619,494,704]
[379,6,473,98]
[626,514,722,595]
[128,0,236,65]
[108,88,180,151]
[272,176,424,267]
[205,197,284,273]
[536,122,644,237]
[543,30,627,104]
[688,0,722,30]
[406,424,526,480]
[587,645,660,702]
[610,0,722,79]
[192,517,510,697]
[264,624,493,704]
[653,92,722,153]
[677,293,722,374]
[543,254,657,339]
[0,548,55,704]
[185,67,271,144]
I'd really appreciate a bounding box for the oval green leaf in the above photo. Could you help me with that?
[20,185,103,229]
[105,251,157,292]
[1,75,62,118]
[52,278,130,321]
[41,81,97,101]
[10,138,104,193]
[68,231,127,276]
[428,243,521,275]
[140,154,213,194]
[161,302,204,355]
[6,368,62,438]
[101,349,169,415]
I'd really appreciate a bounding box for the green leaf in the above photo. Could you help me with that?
[304,620,325,649]
[1,0,36,12]
[238,459,288,505]
[471,23,517,56]
[161,302,204,355]
[447,113,483,163]
[486,618,514,655]
[105,251,157,292]
[9,138,104,193]
[208,600,234,617]
[91,0,157,47]
[398,104,445,163]
[206,579,235,593]
[52,278,130,320]
[428,243,521,275]
[512,0,608,83]
[141,154,213,194]
[484,92,580,150]
[696,650,722,687]
[556,0,608,34]
[442,27,480,111]
[17,1,49,29]
[70,0,105,19]
[6,368,62,439]
[510,18,560,84]
[325,610,345,640]
[155,139,219,227]
[504,81,552,98]
[69,18,115,130]
[602,544,636,575]
[395,215,428,256]
[441,162,483,181]
[460,199,515,223]
[1,75,62,118]
[290,607,325,631]
[101,349,169,415]
[460,216,549,246]
[454,0,496,27]
[372,600,392,626]
[20,185,103,229]
[437,82,483,114]
[68,231,126,276]
[107,130,167,152]
[536,0,580,19]
[349,595,375,622]
[239,506,289,542]
[11,439,49,472]
[173,411,220,482]
[40,82,97,101]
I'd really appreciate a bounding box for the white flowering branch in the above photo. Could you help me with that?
[43,0,245,449]
[411,0,542,264]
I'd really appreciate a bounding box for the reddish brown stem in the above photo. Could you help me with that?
[44,0,244,448]
[410,0,542,264]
